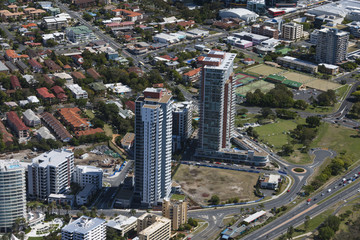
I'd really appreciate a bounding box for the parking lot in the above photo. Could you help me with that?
[292,89,321,103]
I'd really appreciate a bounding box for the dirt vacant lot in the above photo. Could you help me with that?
[173,164,259,205]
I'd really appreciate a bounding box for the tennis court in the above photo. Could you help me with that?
[234,73,257,87]
[236,80,275,95]
[305,79,341,91]
[246,64,283,76]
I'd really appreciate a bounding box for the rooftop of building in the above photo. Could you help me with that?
[106,215,137,230]
[6,111,29,131]
[0,159,23,172]
[32,149,73,168]
[62,216,105,234]
[76,165,103,174]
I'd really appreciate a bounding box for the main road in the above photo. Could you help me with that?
[242,165,360,239]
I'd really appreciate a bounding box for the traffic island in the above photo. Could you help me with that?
[292,167,306,174]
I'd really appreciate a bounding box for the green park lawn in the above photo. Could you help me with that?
[256,118,305,150]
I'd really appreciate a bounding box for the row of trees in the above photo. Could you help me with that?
[246,84,308,109]
[304,154,354,194]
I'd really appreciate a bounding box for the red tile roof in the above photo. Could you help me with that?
[125,101,135,112]
[10,75,21,89]
[37,87,55,99]
[28,58,42,69]
[86,68,101,79]
[58,108,90,129]
[75,128,104,137]
[72,71,86,79]
[6,111,29,131]
[184,67,201,77]
[43,74,55,86]
[5,50,29,60]
[41,112,72,141]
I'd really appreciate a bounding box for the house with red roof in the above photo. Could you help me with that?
[72,71,86,81]
[176,20,195,29]
[5,50,29,63]
[51,86,68,102]
[36,87,55,102]
[86,68,101,80]
[10,75,21,90]
[28,58,43,73]
[111,9,143,21]
[43,74,55,86]
[125,100,135,112]
[159,55,178,61]
[6,111,30,143]
[183,67,201,83]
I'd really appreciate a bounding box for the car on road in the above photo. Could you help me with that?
[328,189,332,193]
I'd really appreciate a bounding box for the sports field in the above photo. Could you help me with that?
[236,80,275,95]
[281,72,315,84]
[246,64,283,76]
[306,79,341,91]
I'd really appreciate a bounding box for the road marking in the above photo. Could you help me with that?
[258,204,318,239]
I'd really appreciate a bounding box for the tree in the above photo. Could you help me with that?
[260,107,274,119]
[130,209,136,216]
[188,218,198,227]
[83,12,93,21]
[318,226,334,240]
[246,127,259,138]
[287,225,294,239]
[323,215,341,232]
[281,144,294,156]
[306,116,321,128]
[238,108,248,115]
[209,195,220,205]
[65,205,71,215]
[317,90,337,106]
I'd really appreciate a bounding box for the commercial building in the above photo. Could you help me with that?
[61,216,106,240]
[281,22,303,41]
[307,0,360,20]
[219,8,259,22]
[27,149,74,200]
[315,28,349,64]
[227,36,253,48]
[247,0,266,14]
[106,215,137,237]
[66,25,96,43]
[137,213,171,240]
[259,174,281,189]
[66,84,88,99]
[162,198,187,230]
[251,24,279,39]
[120,132,135,150]
[48,193,74,206]
[23,109,41,127]
[318,63,339,75]
[233,32,269,45]
[134,88,173,206]
[277,56,318,73]
[6,111,30,143]
[347,21,360,38]
[0,160,26,233]
[73,165,103,189]
[153,33,180,44]
[265,0,297,7]
[197,51,236,154]
[172,101,193,151]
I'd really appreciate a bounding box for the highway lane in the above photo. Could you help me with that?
[242,166,360,239]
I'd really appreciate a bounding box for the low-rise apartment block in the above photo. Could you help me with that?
[162,198,187,230]
[251,24,279,39]
[137,213,171,240]
[281,22,303,40]
[66,26,97,43]
[277,56,318,73]
[66,84,88,99]
[23,109,41,127]
[73,165,103,189]
[61,216,106,240]
[6,111,30,143]
[106,215,137,237]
